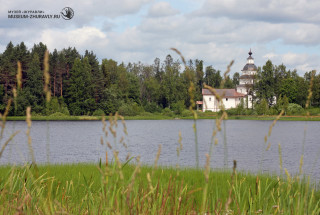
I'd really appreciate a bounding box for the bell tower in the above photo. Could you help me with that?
[236,49,258,108]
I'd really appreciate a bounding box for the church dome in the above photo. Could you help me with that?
[242,63,257,71]
[242,49,257,71]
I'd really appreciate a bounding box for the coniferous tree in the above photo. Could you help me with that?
[84,50,104,102]
[23,53,45,113]
[66,58,93,115]
[31,42,47,70]
[0,42,16,97]
[50,49,59,97]
[15,42,31,85]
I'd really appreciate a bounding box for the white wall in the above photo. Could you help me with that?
[203,95,243,112]
[223,97,237,109]
[202,95,217,111]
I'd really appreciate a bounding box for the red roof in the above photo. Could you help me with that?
[202,88,246,98]
[196,101,203,105]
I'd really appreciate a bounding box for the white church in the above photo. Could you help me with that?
[200,50,257,112]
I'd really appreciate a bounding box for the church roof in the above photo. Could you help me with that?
[242,64,257,71]
[202,88,246,98]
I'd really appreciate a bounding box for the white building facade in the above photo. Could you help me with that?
[201,50,257,112]
[202,89,246,112]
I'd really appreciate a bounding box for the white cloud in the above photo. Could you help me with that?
[281,52,308,65]
[279,52,319,72]
[260,52,320,73]
[281,52,320,74]
[147,2,180,17]
[196,0,320,24]
[0,0,320,76]
[263,53,278,60]
[282,24,320,45]
[39,27,108,54]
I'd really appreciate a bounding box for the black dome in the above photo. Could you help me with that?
[242,63,257,71]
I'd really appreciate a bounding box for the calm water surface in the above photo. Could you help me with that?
[1,120,320,180]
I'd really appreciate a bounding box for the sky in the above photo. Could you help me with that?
[1,0,320,75]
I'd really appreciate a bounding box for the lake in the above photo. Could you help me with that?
[1,119,320,181]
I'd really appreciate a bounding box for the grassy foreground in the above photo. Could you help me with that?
[0,163,319,214]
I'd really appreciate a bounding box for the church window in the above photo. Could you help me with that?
[209,97,211,101]
[226,98,228,101]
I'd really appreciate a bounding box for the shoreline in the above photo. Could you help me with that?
[5,114,320,121]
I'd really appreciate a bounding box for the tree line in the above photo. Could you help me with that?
[0,42,319,116]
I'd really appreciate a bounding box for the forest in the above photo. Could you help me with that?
[0,41,319,116]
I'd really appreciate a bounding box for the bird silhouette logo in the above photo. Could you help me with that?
[61,7,74,20]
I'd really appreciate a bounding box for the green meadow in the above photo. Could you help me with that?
[0,162,319,214]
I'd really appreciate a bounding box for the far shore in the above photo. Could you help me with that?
[4,114,320,121]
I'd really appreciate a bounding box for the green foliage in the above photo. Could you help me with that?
[143,102,162,113]
[233,72,240,86]
[46,97,70,115]
[311,73,320,107]
[23,53,45,113]
[1,41,319,117]
[224,75,234,88]
[171,100,185,115]
[101,58,118,87]
[256,60,276,106]
[225,108,238,115]
[274,95,289,114]
[160,55,183,108]
[287,103,305,115]
[236,98,245,114]
[181,109,193,117]
[162,107,174,117]
[279,78,301,104]
[48,112,68,118]
[99,86,122,114]
[307,107,320,116]
[92,109,105,116]
[124,72,140,103]
[66,58,93,115]
[268,107,279,115]
[245,109,257,115]
[118,102,144,116]
[204,66,222,88]
[255,99,269,115]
